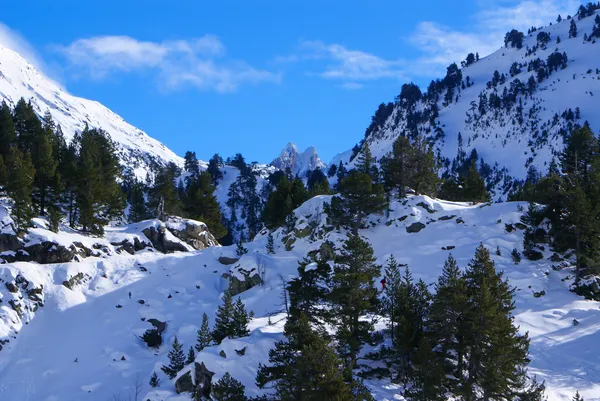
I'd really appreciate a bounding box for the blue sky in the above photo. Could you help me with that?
[0,0,580,163]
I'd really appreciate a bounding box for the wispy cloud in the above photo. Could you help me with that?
[56,35,280,93]
[410,0,579,75]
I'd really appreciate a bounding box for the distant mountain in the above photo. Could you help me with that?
[0,44,182,178]
[349,9,600,197]
[270,142,326,177]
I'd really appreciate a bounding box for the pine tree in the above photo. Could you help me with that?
[355,145,377,181]
[0,101,15,160]
[182,171,227,239]
[569,19,578,37]
[266,232,275,254]
[329,233,381,374]
[381,256,402,346]
[207,153,224,185]
[213,292,235,344]
[236,241,248,256]
[573,391,584,401]
[232,298,251,338]
[512,248,522,264]
[149,371,160,388]
[213,372,248,401]
[288,258,332,325]
[196,312,212,352]
[256,314,353,401]
[184,151,200,177]
[5,147,35,232]
[186,346,196,365]
[32,112,58,216]
[262,175,308,229]
[128,181,148,223]
[429,255,468,394]
[47,204,62,233]
[404,337,445,401]
[461,244,531,400]
[0,155,6,189]
[463,161,490,203]
[141,328,162,348]
[161,336,185,379]
[149,164,182,219]
[338,170,386,232]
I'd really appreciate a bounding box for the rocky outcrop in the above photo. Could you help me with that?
[175,362,215,397]
[166,217,219,250]
[110,238,149,255]
[406,222,426,233]
[0,233,21,253]
[218,256,239,265]
[227,256,263,296]
[142,225,189,254]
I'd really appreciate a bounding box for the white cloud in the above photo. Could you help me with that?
[57,35,280,93]
[409,0,579,75]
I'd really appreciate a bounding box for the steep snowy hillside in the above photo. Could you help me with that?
[0,195,598,400]
[270,142,326,177]
[0,44,182,177]
[355,9,600,191]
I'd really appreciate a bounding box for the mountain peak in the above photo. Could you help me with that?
[271,142,326,177]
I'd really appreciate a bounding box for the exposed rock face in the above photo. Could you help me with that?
[227,256,263,296]
[270,142,326,177]
[142,217,219,254]
[0,233,21,253]
[406,222,426,233]
[218,256,239,265]
[175,362,215,397]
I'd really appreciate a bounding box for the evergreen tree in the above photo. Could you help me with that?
[256,314,353,401]
[128,181,148,223]
[213,291,235,344]
[196,312,212,352]
[0,155,5,189]
[381,256,402,346]
[47,204,62,233]
[329,233,381,374]
[463,161,490,203]
[75,127,124,234]
[213,372,248,401]
[232,298,252,338]
[0,101,15,160]
[429,255,468,394]
[266,232,275,254]
[404,337,445,401]
[32,112,58,216]
[207,153,224,185]
[186,346,196,365]
[184,151,200,177]
[569,19,578,37]
[183,171,227,239]
[355,145,378,181]
[337,170,386,232]
[149,164,182,219]
[149,371,160,388]
[161,336,186,379]
[262,175,308,229]
[236,241,248,256]
[5,147,35,232]
[461,244,531,400]
[573,391,584,401]
[288,258,332,325]
[307,168,331,196]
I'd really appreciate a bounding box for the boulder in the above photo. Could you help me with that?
[406,222,426,233]
[175,362,215,397]
[142,225,189,254]
[0,233,21,253]
[21,241,92,264]
[166,217,219,250]
[218,256,239,265]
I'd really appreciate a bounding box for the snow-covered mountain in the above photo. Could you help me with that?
[352,10,600,192]
[0,44,183,178]
[270,142,326,177]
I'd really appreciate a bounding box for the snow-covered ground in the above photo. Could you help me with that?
[0,195,598,400]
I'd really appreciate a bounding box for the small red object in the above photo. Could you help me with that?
[380,277,386,291]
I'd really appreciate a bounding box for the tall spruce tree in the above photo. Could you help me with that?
[32,111,58,215]
[128,181,148,223]
[337,170,386,232]
[0,101,15,160]
[461,244,531,400]
[213,291,235,344]
[207,153,224,185]
[184,151,200,177]
[256,314,353,401]
[213,372,248,401]
[183,171,227,239]
[196,312,212,352]
[161,336,186,379]
[288,258,332,325]
[329,233,381,374]
[232,298,252,338]
[5,147,35,232]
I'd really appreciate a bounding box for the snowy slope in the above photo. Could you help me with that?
[0,196,598,400]
[270,142,326,177]
[0,44,183,178]
[357,11,600,184]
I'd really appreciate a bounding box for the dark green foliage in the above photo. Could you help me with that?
[0,101,15,160]
[404,337,444,401]
[236,241,248,256]
[505,29,525,48]
[32,111,59,216]
[288,258,332,325]
[213,291,235,344]
[182,171,227,239]
[463,161,490,202]
[196,312,212,352]
[149,164,182,219]
[536,31,551,46]
[213,372,248,401]
[307,168,330,196]
[186,346,196,365]
[149,371,160,388]
[569,19,578,37]
[128,181,148,223]
[266,232,275,254]
[512,248,522,264]
[381,135,438,198]
[47,204,62,233]
[184,151,200,177]
[262,175,308,229]
[141,328,162,349]
[256,314,353,401]
[329,233,381,373]
[207,153,224,185]
[75,127,124,234]
[0,155,6,187]
[5,147,35,232]
[232,298,252,338]
[161,336,185,379]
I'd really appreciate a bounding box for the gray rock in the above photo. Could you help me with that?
[219,350,227,358]
[175,371,194,394]
[175,362,215,397]
[0,233,21,253]
[142,225,189,254]
[406,222,426,233]
[228,270,263,297]
[62,272,91,290]
[166,217,219,250]
[218,256,239,265]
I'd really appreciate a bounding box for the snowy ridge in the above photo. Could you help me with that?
[0,44,183,178]
[355,11,600,187]
[270,142,326,177]
[0,195,598,400]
